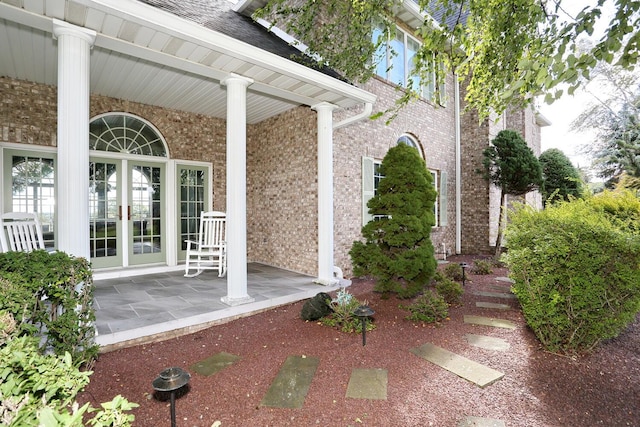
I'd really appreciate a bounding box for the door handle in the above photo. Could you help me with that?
[118,205,122,220]
[127,206,131,220]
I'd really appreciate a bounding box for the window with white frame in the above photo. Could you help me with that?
[362,135,448,227]
[372,24,445,103]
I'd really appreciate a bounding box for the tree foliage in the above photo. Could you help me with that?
[572,65,640,188]
[539,148,584,204]
[481,129,542,255]
[257,0,640,120]
[349,143,437,298]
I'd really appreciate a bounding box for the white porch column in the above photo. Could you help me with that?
[312,102,338,285]
[53,20,96,259]
[221,74,255,306]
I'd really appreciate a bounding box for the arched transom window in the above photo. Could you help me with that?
[89,113,167,157]
[397,134,423,158]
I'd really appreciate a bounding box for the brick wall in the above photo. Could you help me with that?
[333,75,458,276]
[0,77,58,147]
[246,107,319,275]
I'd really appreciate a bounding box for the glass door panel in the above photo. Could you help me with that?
[4,150,57,250]
[177,166,208,261]
[129,162,164,265]
[89,160,121,268]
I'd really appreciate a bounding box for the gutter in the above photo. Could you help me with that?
[333,102,374,130]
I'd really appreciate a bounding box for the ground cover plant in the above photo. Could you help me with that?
[319,288,374,333]
[0,250,98,366]
[503,190,640,354]
[0,312,137,426]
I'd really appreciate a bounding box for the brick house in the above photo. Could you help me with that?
[0,0,547,304]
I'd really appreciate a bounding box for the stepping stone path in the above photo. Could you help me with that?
[188,275,523,424]
[473,291,517,300]
[346,368,388,400]
[458,416,506,427]
[410,343,504,388]
[476,301,511,310]
[464,315,516,330]
[464,333,510,351]
[261,355,319,408]
[189,352,241,377]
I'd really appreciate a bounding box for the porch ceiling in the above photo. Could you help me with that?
[0,0,376,125]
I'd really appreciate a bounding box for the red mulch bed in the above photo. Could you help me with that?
[78,256,640,426]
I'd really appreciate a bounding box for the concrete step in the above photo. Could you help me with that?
[410,343,504,388]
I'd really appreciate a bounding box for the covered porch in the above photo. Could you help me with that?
[93,263,344,350]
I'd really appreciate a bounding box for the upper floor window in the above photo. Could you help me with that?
[372,24,444,104]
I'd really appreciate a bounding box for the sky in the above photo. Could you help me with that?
[537,0,615,179]
[538,88,595,171]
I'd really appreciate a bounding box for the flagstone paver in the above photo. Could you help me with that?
[473,291,517,299]
[190,352,241,377]
[495,276,515,283]
[346,368,388,400]
[261,355,319,408]
[464,315,516,330]
[410,343,504,388]
[464,334,510,351]
[458,416,506,427]
[476,301,511,310]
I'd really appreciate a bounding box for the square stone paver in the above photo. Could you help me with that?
[261,355,319,408]
[346,368,388,400]
[458,416,506,427]
[190,352,241,377]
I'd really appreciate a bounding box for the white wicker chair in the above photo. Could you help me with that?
[184,211,227,277]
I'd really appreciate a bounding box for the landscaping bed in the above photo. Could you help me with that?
[77,256,640,426]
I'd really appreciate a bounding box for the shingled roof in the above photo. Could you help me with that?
[137,0,345,80]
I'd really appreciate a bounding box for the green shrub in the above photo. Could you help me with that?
[0,250,98,366]
[471,259,493,275]
[442,263,463,281]
[320,289,375,333]
[435,276,463,306]
[401,290,449,323]
[503,197,640,354]
[0,312,138,426]
[583,189,640,235]
[350,144,438,298]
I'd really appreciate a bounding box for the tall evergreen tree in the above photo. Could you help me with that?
[350,143,437,298]
[482,129,543,256]
[539,148,584,204]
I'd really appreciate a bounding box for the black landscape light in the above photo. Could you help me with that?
[353,305,375,346]
[152,367,191,427]
[460,262,468,286]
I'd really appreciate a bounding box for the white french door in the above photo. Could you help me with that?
[89,157,165,268]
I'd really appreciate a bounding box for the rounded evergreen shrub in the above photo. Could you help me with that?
[503,196,640,354]
[350,143,438,298]
[401,290,449,323]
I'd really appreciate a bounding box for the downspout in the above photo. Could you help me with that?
[454,76,462,254]
[331,101,374,281]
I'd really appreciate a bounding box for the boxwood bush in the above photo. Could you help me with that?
[503,191,640,354]
[0,250,98,366]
